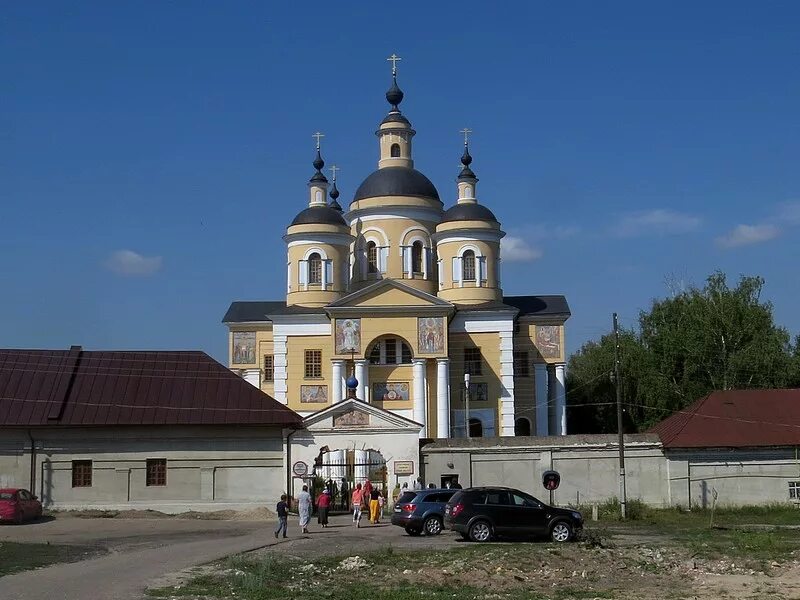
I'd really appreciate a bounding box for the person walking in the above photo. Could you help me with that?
[317,489,331,528]
[340,478,349,511]
[274,494,289,539]
[351,483,364,527]
[378,492,385,522]
[297,485,312,534]
[369,486,381,524]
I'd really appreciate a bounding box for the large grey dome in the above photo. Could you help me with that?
[352,167,440,203]
[290,206,347,227]
[440,203,498,223]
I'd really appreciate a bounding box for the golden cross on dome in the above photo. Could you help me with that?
[387,53,402,76]
[460,128,473,146]
[312,131,325,149]
[329,165,339,182]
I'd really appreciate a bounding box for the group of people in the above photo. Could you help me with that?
[274,479,386,539]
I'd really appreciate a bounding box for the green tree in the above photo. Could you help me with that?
[567,272,797,432]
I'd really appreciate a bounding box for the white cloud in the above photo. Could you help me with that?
[501,236,543,262]
[104,250,163,276]
[613,209,702,237]
[715,224,781,249]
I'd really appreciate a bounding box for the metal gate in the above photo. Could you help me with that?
[310,448,387,512]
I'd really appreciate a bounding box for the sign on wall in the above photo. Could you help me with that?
[232,331,256,364]
[292,461,309,477]
[536,325,561,359]
[373,382,410,401]
[418,317,445,354]
[335,318,361,354]
[300,385,328,403]
[394,460,414,475]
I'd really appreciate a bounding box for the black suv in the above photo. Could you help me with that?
[444,487,583,543]
[391,488,457,536]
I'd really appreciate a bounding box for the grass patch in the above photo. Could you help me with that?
[0,541,100,576]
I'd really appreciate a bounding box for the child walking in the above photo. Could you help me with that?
[274,494,289,539]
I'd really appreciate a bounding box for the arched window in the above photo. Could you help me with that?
[411,241,423,273]
[368,338,413,365]
[366,241,378,273]
[469,418,483,438]
[308,252,322,284]
[390,143,401,157]
[515,418,531,437]
[462,250,476,281]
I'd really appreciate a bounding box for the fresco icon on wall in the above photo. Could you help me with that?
[470,382,488,402]
[300,385,328,404]
[536,325,561,359]
[418,317,445,354]
[373,382,410,401]
[335,318,361,354]
[334,410,370,427]
[232,332,256,364]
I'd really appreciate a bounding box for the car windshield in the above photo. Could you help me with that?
[397,492,417,504]
[0,492,14,500]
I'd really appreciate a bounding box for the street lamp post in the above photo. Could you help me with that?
[464,373,471,438]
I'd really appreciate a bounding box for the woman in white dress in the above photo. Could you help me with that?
[297,485,312,534]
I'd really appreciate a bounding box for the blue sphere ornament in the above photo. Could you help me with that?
[346,376,358,389]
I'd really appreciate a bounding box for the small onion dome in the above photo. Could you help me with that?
[353,167,440,202]
[310,149,328,184]
[329,181,342,212]
[346,375,358,389]
[381,111,411,126]
[440,202,498,224]
[290,205,347,226]
[386,75,404,110]
[458,145,477,180]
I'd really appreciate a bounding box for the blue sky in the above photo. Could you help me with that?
[2,2,799,363]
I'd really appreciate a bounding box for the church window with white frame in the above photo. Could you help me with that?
[411,241,423,273]
[368,338,413,365]
[367,241,378,274]
[790,481,800,500]
[308,253,322,284]
[462,249,476,281]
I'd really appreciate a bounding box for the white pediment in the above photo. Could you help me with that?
[303,399,423,433]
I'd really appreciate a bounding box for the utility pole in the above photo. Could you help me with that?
[464,373,471,438]
[613,313,627,519]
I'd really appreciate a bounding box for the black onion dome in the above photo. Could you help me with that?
[309,149,328,183]
[353,167,441,202]
[329,181,342,211]
[458,145,477,180]
[381,111,411,126]
[386,76,404,109]
[290,206,347,226]
[440,202,498,223]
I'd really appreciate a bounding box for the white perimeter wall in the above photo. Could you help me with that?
[0,426,286,513]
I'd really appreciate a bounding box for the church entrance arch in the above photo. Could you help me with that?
[313,448,387,512]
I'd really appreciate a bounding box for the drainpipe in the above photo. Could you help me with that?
[285,428,298,502]
[27,429,36,496]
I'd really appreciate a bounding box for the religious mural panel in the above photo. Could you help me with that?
[300,384,328,404]
[536,325,561,359]
[418,316,445,354]
[335,318,361,355]
[333,410,370,427]
[232,331,256,364]
[373,381,410,401]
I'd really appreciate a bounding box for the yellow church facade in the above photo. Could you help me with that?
[223,67,570,440]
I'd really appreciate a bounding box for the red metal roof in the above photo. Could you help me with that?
[649,389,800,448]
[0,348,303,428]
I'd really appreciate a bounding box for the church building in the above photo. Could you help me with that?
[222,61,570,460]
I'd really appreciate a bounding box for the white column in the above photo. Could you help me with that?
[554,363,567,435]
[436,358,450,438]
[412,359,427,437]
[498,330,516,437]
[331,360,345,404]
[535,362,549,436]
[355,360,368,402]
[355,449,368,483]
[273,334,288,404]
[242,368,260,388]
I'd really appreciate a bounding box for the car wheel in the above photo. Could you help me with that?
[424,516,442,535]
[550,520,573,543]
[405,527,421,536]
[468,520,492,542]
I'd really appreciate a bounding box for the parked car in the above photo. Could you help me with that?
[0,488,43,524]
[444,486,583,543]
[391,488,457,536]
